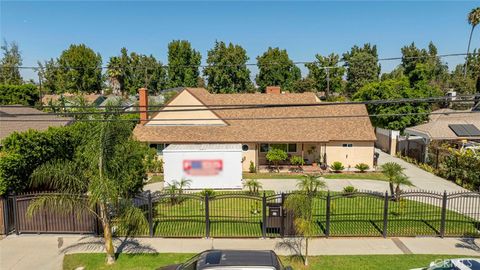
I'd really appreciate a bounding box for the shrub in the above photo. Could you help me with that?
[330,161,345,172]
[0,84,39,106]
[243,179,262,194]
[343,185,357,193]
[290,156,304,172]
[266,148,288,172]
[249,160,256,173]
[200,188,215,198]
[355,163,370,172]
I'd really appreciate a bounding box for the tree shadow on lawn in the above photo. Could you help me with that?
[275,238,305,265]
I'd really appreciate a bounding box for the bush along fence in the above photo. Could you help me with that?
[1,190,479,238]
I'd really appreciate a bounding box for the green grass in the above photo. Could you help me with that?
[243,172,387,181]
[63,253,480,270]
[117,192,479,238]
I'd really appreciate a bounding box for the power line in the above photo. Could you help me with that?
[2,95,479,115]
[1,52,477,71]
[1,110,477,122]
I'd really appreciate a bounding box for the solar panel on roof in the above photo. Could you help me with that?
[463,124,480,136]
[449,124,480,137]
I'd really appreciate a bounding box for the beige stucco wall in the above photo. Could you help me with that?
[147,90,226,126]
[241,143,257,171]
[325,141,375,169]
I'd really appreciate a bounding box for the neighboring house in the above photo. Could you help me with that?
[405,109,480,142]
[0,105,73,143]
[99,95,138,110]
[41,93,106,107]
[402,108,480,162]
[133,87,376,180]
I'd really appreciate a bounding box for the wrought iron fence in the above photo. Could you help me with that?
[2,190,479,238]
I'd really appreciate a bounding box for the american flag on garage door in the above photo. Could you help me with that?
[183,160,223,176]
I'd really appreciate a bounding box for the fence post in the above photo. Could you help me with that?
[12,193,19,235]
[148,191,153,237]
[325,191,331,238]
[205,194,210,239]
[2,195,8,235]
[382,191,389,238]
[281,193,285,237]
[262,192,267,238]
[440,191,447,238]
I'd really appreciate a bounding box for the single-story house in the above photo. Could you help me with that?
[133,87,376,178]
[405,108,480,142]
[402,108,480,162]
[0,105,73,143]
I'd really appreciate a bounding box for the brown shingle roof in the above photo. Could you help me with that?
[405,109,480,140]
[133,88,376,143]
[0,105,73,141]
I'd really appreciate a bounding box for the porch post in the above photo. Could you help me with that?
[301,143,304,163]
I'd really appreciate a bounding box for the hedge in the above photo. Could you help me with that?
[0,84,39,106]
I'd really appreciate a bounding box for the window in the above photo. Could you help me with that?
[150,143,169,155]
[260,143,269,153]
[288,144,297,153]
[342,143,353,148]
[260,143,297,153]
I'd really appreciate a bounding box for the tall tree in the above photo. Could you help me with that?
[0,40,23,85]
[28,119,148,265]
[256,47,301,92]
[39,44,103,93]
[305,53,345,96]
[107,48,167,95]
[353,78,442,130]
[167,40,201,88]
[203,41,252,93]
[343,44,380,96]
[400,42,448,88]
[465,7,480,77]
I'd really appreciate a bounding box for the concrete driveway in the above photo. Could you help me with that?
[376,149,467,192]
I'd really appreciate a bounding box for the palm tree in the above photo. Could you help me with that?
[391,174,414,201]
[243,179,263,194]
[283,193,316,266]
[107,56,124,95]
[27,120,147,265]
[380,162,405,196]
[296,174,326,195]
[465,7,480,77]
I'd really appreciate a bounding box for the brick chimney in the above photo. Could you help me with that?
[266,86,281,94]
[139,88,148,124]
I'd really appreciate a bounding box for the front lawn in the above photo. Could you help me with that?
[63,253,479,270]
[120,191,479,238]
[243,172,387,181]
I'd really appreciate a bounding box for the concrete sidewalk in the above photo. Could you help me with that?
[1,235,479,270]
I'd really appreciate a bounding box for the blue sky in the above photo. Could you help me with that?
[1,1,479,81]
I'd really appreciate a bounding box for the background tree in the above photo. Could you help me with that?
[39,44,103,93]
[306,53,345,96]
[27,119,148,265]
[291,77,316,93]
[400,42,448,89]
[256,47,301,92]
[167,40,201,88]
[107,48,167,95]
[0,40,23,85]
[343,44,380,96]
[465,7,480,77]
[203,41,253,93]
[353,78,442,130]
